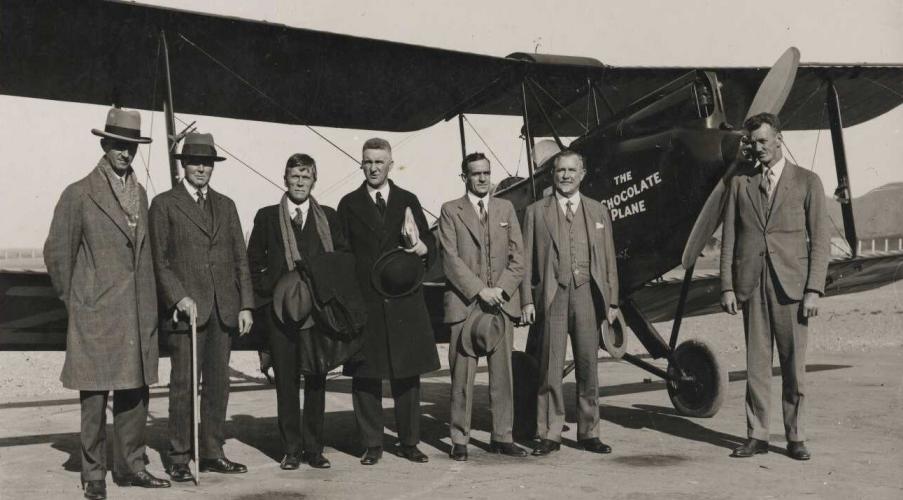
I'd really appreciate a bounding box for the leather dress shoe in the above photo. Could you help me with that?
[82,480,106,500]
[396,444,429,463]
[531,439,561,456]
[578,438,612,454]
[303,451,331,469]
[731,438,769,458]
[199,457,248,474]
[280,453,303,470]
[490,441,527,457]
[787,441,811,461]
[167,463,194,482]
[115,469,171,488]
[449,444,468,461]
[360,447,383,465]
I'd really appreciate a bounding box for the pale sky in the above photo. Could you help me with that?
[1,0,901,248]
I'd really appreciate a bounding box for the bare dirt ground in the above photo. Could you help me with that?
[1,283,901,499]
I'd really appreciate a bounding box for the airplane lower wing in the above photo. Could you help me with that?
[4,252,901,351]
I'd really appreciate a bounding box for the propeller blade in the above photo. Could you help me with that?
[680,47,800,269]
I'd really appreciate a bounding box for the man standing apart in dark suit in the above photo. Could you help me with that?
[438,153,526,461]
[149,132,254,481]
[44,108,171,500]
[721,113,830,461]
[520,150,619,456]
[338,138,440,465]
[247,153,356,470]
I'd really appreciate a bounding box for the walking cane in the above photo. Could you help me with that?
[190,313,200,486]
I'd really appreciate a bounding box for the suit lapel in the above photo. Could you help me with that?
[347,183,383,236]
[581,195,601,256]
[173,183,212,237]
[456,195,483,247]
[768,162,795,220]
[542,195,561,254]
[744,174,767,228]
[87,169,134,243]
[487,196,503,249]
[208,188,223,241]
[381,181,406,246]
[134,188,148,262]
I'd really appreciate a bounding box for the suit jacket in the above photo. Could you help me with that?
[720,161,830,302]
[43,163,159,390]
[246,203,349,304]
[338,181,440,379]
[520,193,619,317]
[438,194,524,323]
[149,183,254,330]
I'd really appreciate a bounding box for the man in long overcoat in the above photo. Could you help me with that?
[720,113,830,461]
[44,108,170,500]
[247,153,358,470]
[520,149,619,456]
[149,132,254,480]
[338,138,440,465]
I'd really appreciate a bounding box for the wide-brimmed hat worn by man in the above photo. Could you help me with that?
[149,131,255,482]
[44,107,170,499]
[437,152,527,461]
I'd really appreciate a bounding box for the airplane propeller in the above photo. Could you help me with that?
[680,47,800,269]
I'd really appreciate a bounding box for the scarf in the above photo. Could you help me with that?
[278,193,334,270]
[97,156,141,235]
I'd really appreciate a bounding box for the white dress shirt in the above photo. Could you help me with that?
[287,197,310,227]
[556,190,581,215]
[760,155,786,200]
[467,191,489,219]
[367,183,391,206]
[182,178,209,202]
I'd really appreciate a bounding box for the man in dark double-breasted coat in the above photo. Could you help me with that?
[338,138,440,465]
[44,107,170,499]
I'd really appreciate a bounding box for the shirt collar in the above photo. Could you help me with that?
[556,190,581,212]
[287,197,309,214]
[466,190,489,211]
[761,155,786,180]
[366,182,390,204]
[182,178,208,201]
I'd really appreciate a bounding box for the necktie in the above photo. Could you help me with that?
[292,206,303,226]
[197,190,206,211]
[766,168,775,201]
[477,199,486,223]
[565,200,575,223]
[376,191,387,216]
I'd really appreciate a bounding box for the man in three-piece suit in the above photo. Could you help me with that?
[247,153,357,470]
[149,132,254,481]
[44,108,170,500]
[338,138,440,465]
[438,153,527,461]
[720,113,830,461]
[520,149,619,456]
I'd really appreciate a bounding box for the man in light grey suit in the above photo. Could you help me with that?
[438,153,526,461]
[520,150,619,456]
[720,113,830,461]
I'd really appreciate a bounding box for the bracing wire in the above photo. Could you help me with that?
[462,115,512,177]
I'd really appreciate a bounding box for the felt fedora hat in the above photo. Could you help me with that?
[272,271,313,325]
[370,248,425,298]
[91,107,152,144]
[599,310,628,359]
[459,305,508,358]
[173,132,226,162]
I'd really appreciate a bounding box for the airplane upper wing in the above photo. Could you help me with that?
[2,0,900,136]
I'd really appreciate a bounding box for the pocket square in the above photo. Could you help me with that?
[595,222,605,229]
[500,222,509,227]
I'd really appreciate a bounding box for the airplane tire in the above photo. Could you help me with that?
[512,350,539,439]
[666,339,728,418]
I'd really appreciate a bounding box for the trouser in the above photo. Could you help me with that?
[538,280,600,442]
[351,376,421,448]
[742,262,808,442]
[167,307,233,464]
[79,386,149,481]
[448,318,514,445]
[269,321,327,454]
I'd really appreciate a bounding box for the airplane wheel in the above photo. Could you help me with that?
[512,351,539,439]
[666,339,727,418]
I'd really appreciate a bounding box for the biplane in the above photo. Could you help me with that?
[1,0,902,429]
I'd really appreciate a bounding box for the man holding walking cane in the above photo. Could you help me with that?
[149,132,255,483]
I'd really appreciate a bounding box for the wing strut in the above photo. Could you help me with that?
[457,114,467,160]
[161,30,179,188]
[521,82,538,201]
[826,80,858,257]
